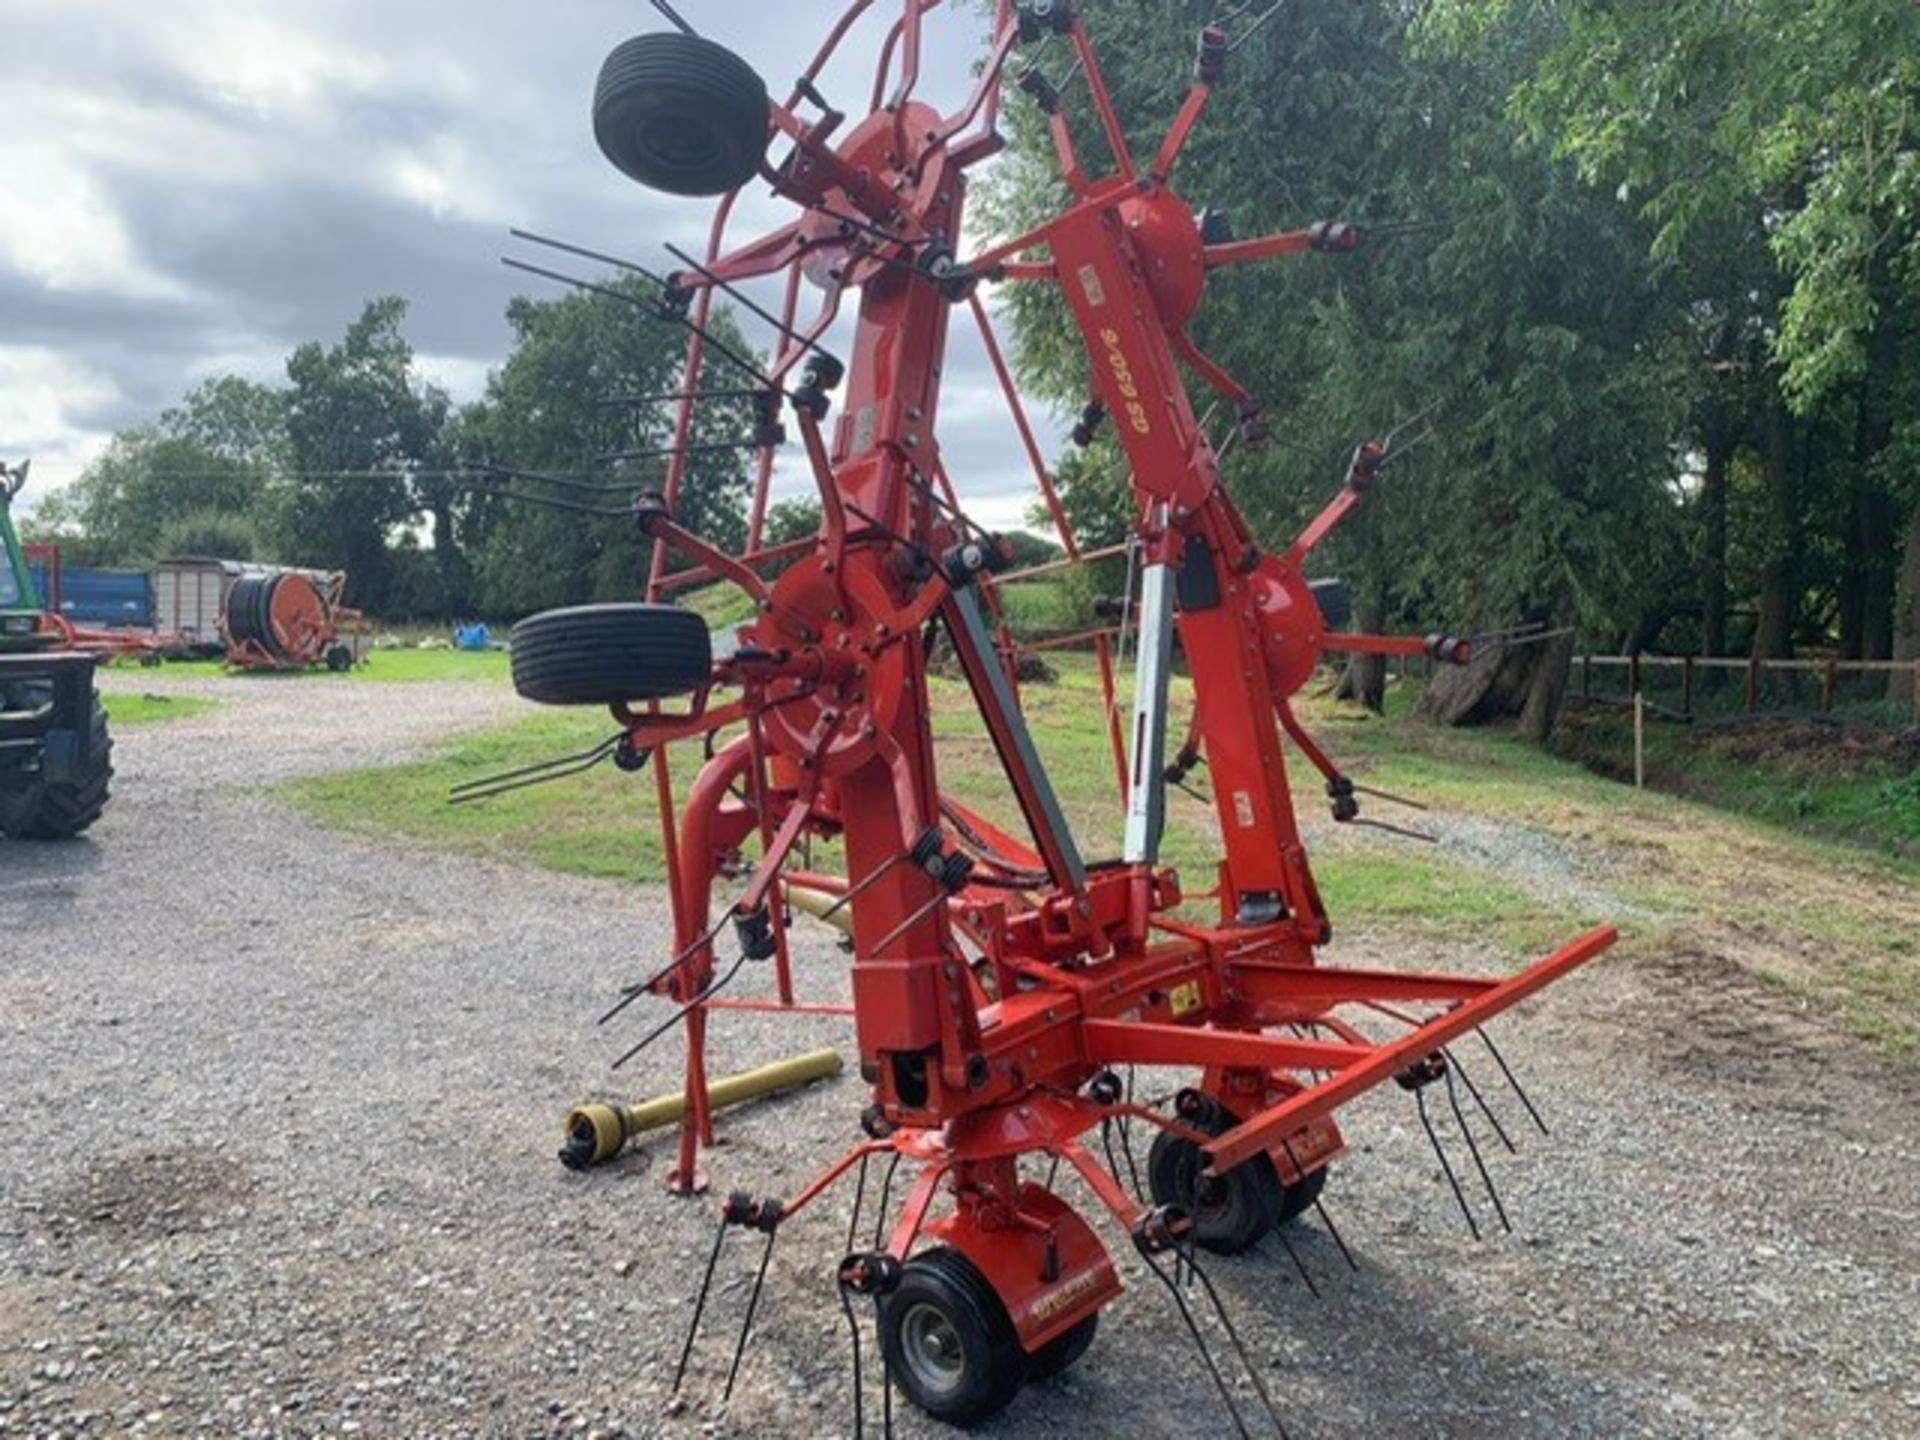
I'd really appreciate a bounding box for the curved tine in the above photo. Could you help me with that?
[1383,396,1444,450]
[664,242,836,366]
[447,738,622,806]
[673,1210,731,1392]
[836,1280,867,1440]
[470,463,645,496]
[1477,1026,1550,1136]
[1136,1245,1253,1440]
[1416,1085,1480,1241]
[599,908,735,1025]
[870,1150,903,1249]
[1443,1064,1511,1233]
[1179,1244,1294,1439]
[722,1227,779,1404]
[1443,1046,1517,1154]
[610,950,750,1070]
[650,0,696,35]
[460,482,630,520]
[1228,0,1291,52]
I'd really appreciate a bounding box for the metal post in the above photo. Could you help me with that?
[1633,692,1645,791]
[1822,659,1837,714]
[1122,563,1177,865]
[1628,651,1641,702]
[1581,654,1591,699]
[1681,655,1694,719]
[1746,656,1760,714]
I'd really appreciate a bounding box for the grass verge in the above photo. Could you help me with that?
[281,654,1919,1056]
[102,692,218,728]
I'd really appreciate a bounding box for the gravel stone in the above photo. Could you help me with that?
[2,675,1917,1437]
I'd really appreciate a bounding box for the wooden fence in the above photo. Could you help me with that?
[1578,653,1920,728]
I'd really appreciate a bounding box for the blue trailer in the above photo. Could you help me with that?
[27,564,154,630]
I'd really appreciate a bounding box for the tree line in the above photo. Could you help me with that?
[28,285,756,622]
[985,0,1918,719]
[30,1,1916,714]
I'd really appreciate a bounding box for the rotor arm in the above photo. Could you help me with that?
[1169,329,1256,414]
[1204,220,1361,270]
[1150,26,1227,183]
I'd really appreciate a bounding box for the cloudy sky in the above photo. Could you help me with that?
[1,0,1065,530]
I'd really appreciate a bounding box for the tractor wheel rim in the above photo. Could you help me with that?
[899,1302,966,1396]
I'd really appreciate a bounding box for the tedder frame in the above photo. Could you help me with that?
[498,2,1618,1430]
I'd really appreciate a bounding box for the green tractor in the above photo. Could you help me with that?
[0,460,113,840]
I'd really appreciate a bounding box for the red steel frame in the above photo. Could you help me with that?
[599,0,1615,1359]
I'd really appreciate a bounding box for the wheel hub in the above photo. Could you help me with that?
[900,1302,966,1395]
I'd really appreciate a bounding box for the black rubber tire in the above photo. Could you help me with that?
[879,1247,1028,1427]
[1028,1309,1098,1380]
[1147,1127,1282,1256]
[1276,1164,1328,1224]
[0,696,112,841]
[1309,577,1353,632]
[224,576,259,645]
[593,33,770,196]
[324,644,354,673]
[510,603,712,706]
[256,574,287,663]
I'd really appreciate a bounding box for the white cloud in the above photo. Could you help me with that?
[0,0,1075,537]
[0,347,121,514]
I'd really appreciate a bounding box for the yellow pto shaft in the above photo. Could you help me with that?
[560,1047,844,1170]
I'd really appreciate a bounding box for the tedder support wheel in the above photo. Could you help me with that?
[879,1248,1029,1427]
[593,33,770,197]
[1276,1163,1328,1224]
[510,603,712,707]
[0,696,113,841]
[1147,1128,1282,1255]
[1027,1309,1098,1380]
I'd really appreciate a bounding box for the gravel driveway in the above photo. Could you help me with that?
[3,676,1917,1439]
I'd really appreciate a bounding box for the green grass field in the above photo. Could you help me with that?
[135,648,511,686]
[102,691,219,728]
[282,651,1919,1059]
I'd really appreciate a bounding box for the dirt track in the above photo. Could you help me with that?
[3,676,1918,1438]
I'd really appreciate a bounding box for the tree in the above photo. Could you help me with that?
[1427,0,1920,674]
[984,0,1686,740]
[281,297,449,615]
[56,429,268,566]
[458,279,755,617]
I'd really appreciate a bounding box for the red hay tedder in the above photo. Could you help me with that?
[496,2,1618,1429]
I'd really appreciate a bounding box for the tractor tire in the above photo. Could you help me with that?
[1028,1309,1098,1380]
[510,603,712,707]
[0,696,113,841]
[878,1247,1028,1427]
[593,32,770,196]
[325,644,354,673]
[1147,1126,1282,1256]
